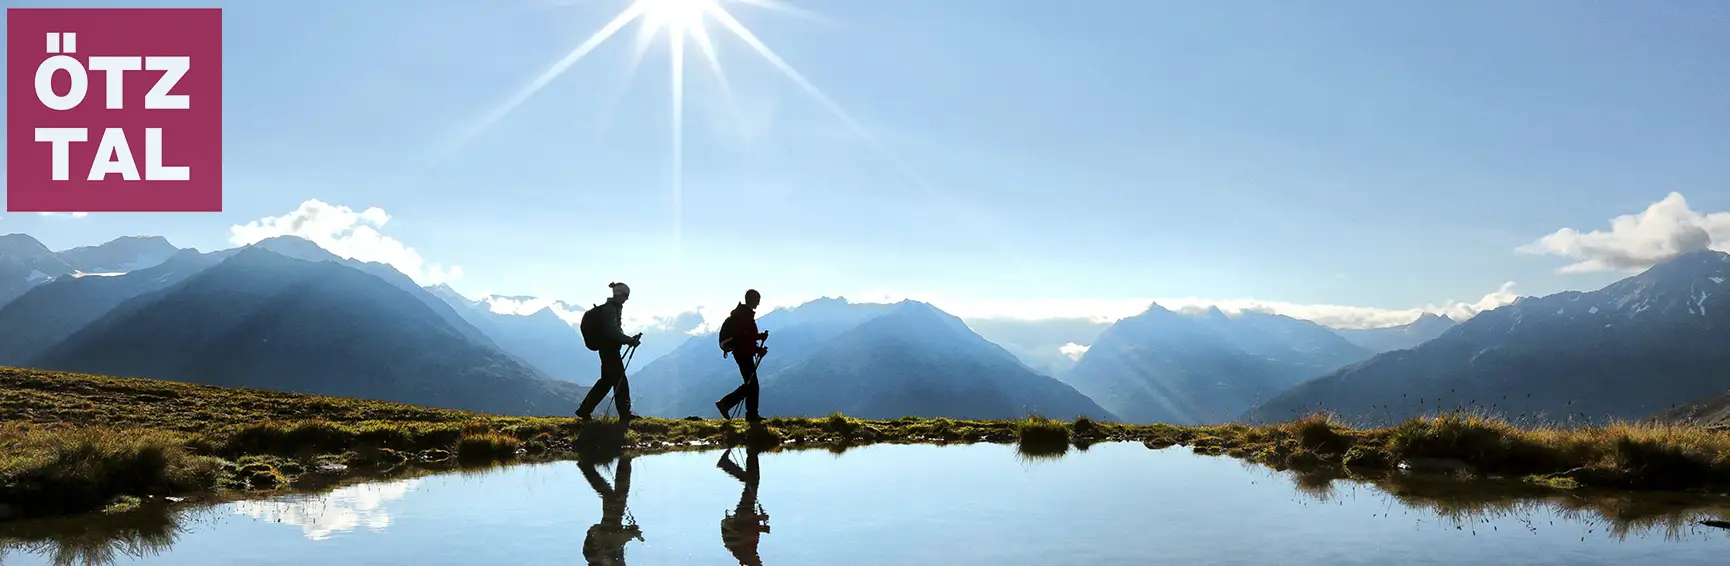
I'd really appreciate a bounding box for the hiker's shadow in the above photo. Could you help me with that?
[717,447,770,566]
[579,453,643,566]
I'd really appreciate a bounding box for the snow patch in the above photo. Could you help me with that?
[1697,291,1710,317]
[26,270,49,282]
[72,271,126,278]
[1588,306,1599,314]
[1712,277,1725,285]
[1555,308,1564,315]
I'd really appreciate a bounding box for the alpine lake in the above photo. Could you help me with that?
[3,442,1729,565]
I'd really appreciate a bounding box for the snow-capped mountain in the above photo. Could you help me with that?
[1245,249,1730,426]
[0,234,183,308]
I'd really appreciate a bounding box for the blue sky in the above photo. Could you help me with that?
[4,0,1728,327]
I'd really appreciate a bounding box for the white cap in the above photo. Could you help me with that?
[610,282,630,297]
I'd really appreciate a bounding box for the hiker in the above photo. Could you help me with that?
[717,447,768,566]
[716,289,769,422]
[580,454,642,565]
[577,282,643,421]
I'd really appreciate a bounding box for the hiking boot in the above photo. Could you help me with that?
[574,409,592,421]
[716,400,731,420]
[745,414,764,424]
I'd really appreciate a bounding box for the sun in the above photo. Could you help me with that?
[446,0,1006,269]
[637,0,719,37]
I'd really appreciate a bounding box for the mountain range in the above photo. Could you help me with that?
[1058,305,1375,424]
[1242,249,1730,426]
[3,231,1722,427]
[627,298,1116,420]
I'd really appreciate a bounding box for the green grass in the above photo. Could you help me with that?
[5,367,1730,522]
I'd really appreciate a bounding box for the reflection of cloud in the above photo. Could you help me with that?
[231,479,421,541]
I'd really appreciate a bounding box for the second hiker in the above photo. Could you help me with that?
[716,289,768,422]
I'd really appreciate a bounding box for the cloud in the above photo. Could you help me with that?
[37,212,89,219]
[228,199,464,286]
[1518,192,1730,274]
[635,309,707,335]
[1059,342,1090,361]
[478,295,586,325]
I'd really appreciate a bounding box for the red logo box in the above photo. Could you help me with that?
[6,8,222,212]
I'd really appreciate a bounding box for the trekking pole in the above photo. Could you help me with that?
[600,342,640,419]
[729,336,768,420]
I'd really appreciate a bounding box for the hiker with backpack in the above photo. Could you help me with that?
[576,282,643,422]
[715,289,769,422]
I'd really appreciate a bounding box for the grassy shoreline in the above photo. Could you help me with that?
[5,367,1730,522]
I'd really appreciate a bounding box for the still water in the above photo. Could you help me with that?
[4,442,1729,565]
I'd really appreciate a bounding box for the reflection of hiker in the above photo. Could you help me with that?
[716,289,769,422]
[580,455,643,566]
[717,448,769,566]
[578,282,643,421]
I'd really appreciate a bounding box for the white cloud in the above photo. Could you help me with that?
[478,295,586,325]
[1059,342,1090,361]
[37,212,88,219]
[1518,192,1730,274]
[228,199,464,286]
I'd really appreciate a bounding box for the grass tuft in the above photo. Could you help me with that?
[1016,415,1070,452]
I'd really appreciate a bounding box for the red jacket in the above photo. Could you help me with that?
[729,304,766,356]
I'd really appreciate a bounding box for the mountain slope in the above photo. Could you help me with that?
[629,298,895,417]
[52,235,180,274]
[1649,391,1730,427]
[30,248,586,416]
[0,249,222,365]
[426,284,599,383]
[1189,308,1375,377]
[0,234,75,308]
[1332,313,1459,353]
[965,317,1112,378]
[758,302,1116,420]
[218,236,499,350]
[1061,304,1328,425]
[1244,250,1730,426]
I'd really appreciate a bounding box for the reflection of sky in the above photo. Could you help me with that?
[14,445,1729,565]
[230,479,421,541]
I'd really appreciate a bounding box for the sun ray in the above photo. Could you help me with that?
[702,3,1035,275]
[444,1,649,156]
[730,0,831,25]
[688,21,751,145]
[670,19,686,264]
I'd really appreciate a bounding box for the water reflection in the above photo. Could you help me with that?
[578,454,643,565]
[4,443,1730,565]
[717,447,770,566]
[0,502,209,566]
[229,479,421,541]
[1291,468,1730,543]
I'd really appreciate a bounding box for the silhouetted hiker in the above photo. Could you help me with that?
[716,289,769,422]
[717,448,768,566]
[578,282,644,422]
[580,454,642,565]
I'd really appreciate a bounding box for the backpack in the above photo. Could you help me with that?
[580,304,606,351]
[717,311,738,357]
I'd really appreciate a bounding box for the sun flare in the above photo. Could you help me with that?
[637,0,718,37]
[446,0,1007,272]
